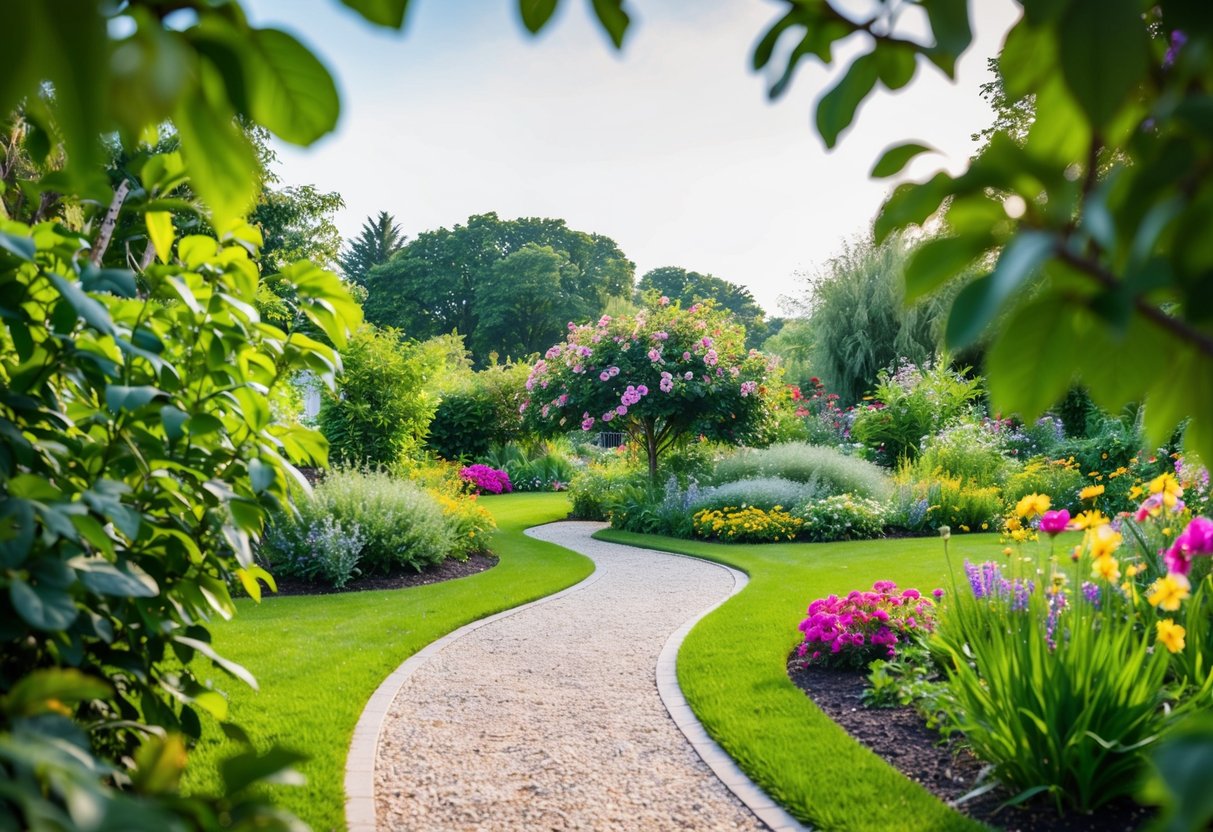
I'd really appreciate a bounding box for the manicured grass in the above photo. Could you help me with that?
[183,493,591,832]
[596,528,1004,832]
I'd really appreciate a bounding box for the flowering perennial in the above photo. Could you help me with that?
[459,464,513,495]
[797,581,939,666]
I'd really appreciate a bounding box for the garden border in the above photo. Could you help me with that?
[652,552,812,832]
[343,529,605,831]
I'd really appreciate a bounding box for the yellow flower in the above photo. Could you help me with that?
[1086,524,1122,560]
[1005,516,1023,532]
[1149,473,1184,509]
[1128,485,1143,500]
[1070,509,1109,530]
[1092,554,1121,582]
[1156,619,1186,654]
[1016,493,1051,519]
[1002,547,1013,556]
[1079,484,1105,501]
[959,524,970,533]
[1011,528,1030,542]
[981,522,989,530]
[1125,564,1140,578]
[1148,573,1192,611]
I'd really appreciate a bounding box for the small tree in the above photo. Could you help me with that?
[523,298,777,477]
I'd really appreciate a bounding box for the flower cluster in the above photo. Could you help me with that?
[797,581,940,667]
[798,494,886,542]
[458,464,513,495]
[692,505,802,543]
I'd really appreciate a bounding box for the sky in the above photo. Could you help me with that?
[246,0,1021,315]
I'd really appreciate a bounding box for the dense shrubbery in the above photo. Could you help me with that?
[426,362,530,460]
[798,495,888,542]
[480,441,576,492]
[713,443,891,500]
[692,505,803,543]
[691,477,823,513]
[795,581,940,668]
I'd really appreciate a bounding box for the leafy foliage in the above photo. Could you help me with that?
[637,266,770,349]
[712,443,891,500]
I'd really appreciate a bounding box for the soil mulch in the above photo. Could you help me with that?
[787,660,1152,832]
[269,552,499,597]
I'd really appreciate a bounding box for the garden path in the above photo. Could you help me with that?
[365,521,774,831]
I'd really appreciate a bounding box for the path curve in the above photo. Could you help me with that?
[362,521,770,831]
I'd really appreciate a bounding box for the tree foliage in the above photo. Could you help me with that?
[522,298,779,476]
[363,212,634,363]
[338,210,405,287]
[637,266,770,348]
[780,235,953,405]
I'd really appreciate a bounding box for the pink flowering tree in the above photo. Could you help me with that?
[522,297,779,478]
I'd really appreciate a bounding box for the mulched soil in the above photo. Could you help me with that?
[786,659,1152,832]
[269,552,499,597]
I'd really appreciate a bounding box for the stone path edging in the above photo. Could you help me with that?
[647,547,811,832]
[343,526,605,832]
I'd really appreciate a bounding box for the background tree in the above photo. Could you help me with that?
[364,212,634,363]
[637,266,770,348]
[522,298,777,477]
[473,243,586,359]
[339,210,406,287]
[778,235,954,405]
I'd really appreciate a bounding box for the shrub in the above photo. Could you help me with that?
[568,456,647,520]
[886,483,932,534]
[307,469,458,573]
[262,515,366,589]
[924,476,1002,532]
[393,456,496,557]
[480,442,576,492]
[319,325,443,465]
[796,581,940,668]
[798,494,888,542]
[426,362,530,460]
[608,478,702,538]
[692,505,803,543]
[459,464,513,495]
[991,414,1067,460]
[712,443,891,500]
[850,359,982,466]
[690,476,823,514]
[912,418,1018,489]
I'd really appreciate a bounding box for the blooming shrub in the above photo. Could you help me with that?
[262,515,366,589]
[1003,456,1087,514]
[690,476,822,514]
[796,581,939,668]
[798,494,887,542]
[692,506,803,543]
[460,464,513,495]
[913,418,1018,489]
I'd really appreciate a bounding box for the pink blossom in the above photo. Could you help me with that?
[1039,509,1071,536]
[599,371,610,381]
[658,295,670,306]
[648,348,662,362]
[1165,516,1213,575]
[616,405,627,416]
[705,349,718,366]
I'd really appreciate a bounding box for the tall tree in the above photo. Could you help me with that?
[637,266,769,348]
[473,243,585,360]
[364,211,634,363]
[339,211,406,286]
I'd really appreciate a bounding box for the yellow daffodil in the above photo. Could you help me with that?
[1148,573,1192,611]
[1156,619,1186,653]
[1079,484,1105,501]
[1092,554,1120,582]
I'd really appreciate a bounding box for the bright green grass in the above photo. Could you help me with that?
[596,528,1007,832]
[183,493,591,832]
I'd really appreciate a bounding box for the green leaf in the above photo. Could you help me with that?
[48,274,112,335]
[921,0,971,72]
[904,233,992,302]
[10,579,78,632]
[590,0,630,49]
[80,266,138,298]
[219,747,307,795]
[247,29,340,146]
[338,0,410,28]
[1058,0,1148,129]
[3,669,112,717]
[0,500,35,568]
[132,735,188,795]
[69,557,158,598]
[986,297,1075,419]
[999,19,1055,100]
[145,212,175,264]
[875,45,916,91]
[945,231,1055,348]
[173,636,258,690]
[248,458,275,494]
[160,405,189,443]
[0,231,36,262]
[105,385,163,415]
[870,142,936,179]
[519,0,559,33]
[174,66,259,228]
[42,0,109,177]
[874,171,953,243]
[816,52,879,148]
[71,515,115,558]
[1141,715,1213,832]
[0,3,42,125]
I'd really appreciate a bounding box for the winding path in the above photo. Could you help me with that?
[349,521,801,831]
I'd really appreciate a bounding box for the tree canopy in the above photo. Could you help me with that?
[636,266,770,349]
[363,212,634,363]
[339,211,406,287]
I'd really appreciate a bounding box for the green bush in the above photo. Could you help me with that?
[912,419,1018,489]
[797,494,887,542]
[850,360,982,466]
[304,469,458,573]
[1003,457,1088,514]
[480,441,576,492]
[262,514,366,589]
[925,476,1002,532]
[713,443,891,500]
[568,456,646,520]
[426,362,530,460]
[319,325,443,466]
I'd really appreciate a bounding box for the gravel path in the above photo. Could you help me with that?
[373,521,766,831]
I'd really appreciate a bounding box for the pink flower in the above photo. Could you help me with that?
[599,371,610,381]
[581,415,595,431]
[616,405,627,416]
[1165,516,1213,575]
[658,295,670,306]
[682,351,691,361]
[1039,509,1071,536]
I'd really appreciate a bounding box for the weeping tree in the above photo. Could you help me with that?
[782,235,955,405]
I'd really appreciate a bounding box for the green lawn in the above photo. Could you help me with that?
[182,493,592,832]
[596,527,1005,832]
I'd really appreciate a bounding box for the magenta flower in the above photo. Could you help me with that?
[1165,516,1213,576]
[1039,509,1071,536]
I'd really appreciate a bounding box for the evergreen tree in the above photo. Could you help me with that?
[340,211,406,286]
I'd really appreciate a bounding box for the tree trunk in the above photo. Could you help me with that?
[643,418,658,481]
